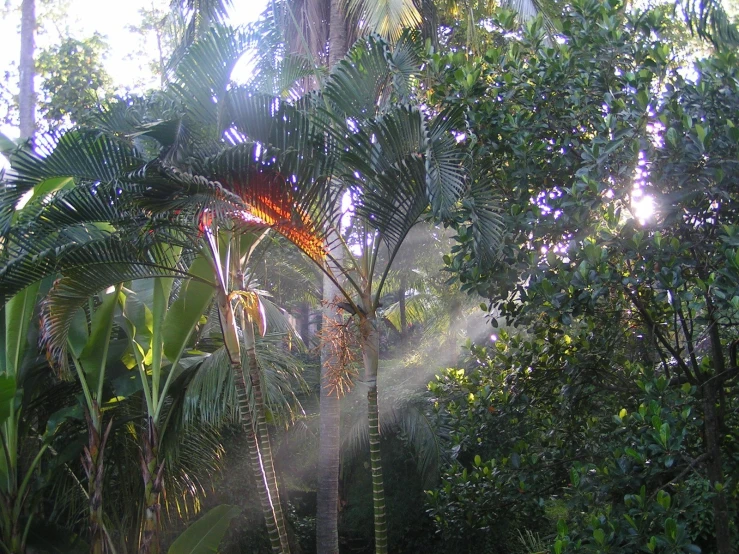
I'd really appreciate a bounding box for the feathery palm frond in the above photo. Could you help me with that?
[678,0,739,47]
[169,25,249,133]
[347,0,422,40]
[341,391,442,486]
[183,333,306,428]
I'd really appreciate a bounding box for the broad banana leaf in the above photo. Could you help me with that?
[167,504,241,554]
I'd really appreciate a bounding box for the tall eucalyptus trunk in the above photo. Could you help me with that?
[314,3,349,546]
[19,0,35,140]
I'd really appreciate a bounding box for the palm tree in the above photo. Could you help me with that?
[183,33,503,553]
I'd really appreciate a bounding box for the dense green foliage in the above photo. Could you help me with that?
[422,1,739,553]
[35,33,113,129]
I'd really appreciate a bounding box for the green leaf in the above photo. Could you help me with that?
[695,124,707,144]
[78,287,120,393]
[593,528,605,545]
[666,127,678,147]
[657,490,671,510]
[162,256,214,363]
[0,375,17,425]
[664,518,677,542]
[167,505,241,554]
[557,519,568,537]
[3,283,41,376]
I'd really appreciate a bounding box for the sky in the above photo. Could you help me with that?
[0,0,267,139]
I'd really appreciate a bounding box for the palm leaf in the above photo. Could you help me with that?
[183,334,306,427]
[39,257,206,370]
[678,0,739,47]
[347,0,422,40]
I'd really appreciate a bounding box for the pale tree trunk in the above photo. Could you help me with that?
[359,310,387,554]
[328,0,347,67]
[19,0,35,140]
[314,3,349,548]
[316,246,342,554]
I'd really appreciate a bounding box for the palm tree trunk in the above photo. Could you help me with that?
[230,356,288,554]
[140,418,164,554]
[243,323,291,554]
[82,403,112,554]
[19,0,35,140]
[316,270,341,554]
[359,312,387,554]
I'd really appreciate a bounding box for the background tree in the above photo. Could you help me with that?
[18,0,35,139]
[35,33,113,131]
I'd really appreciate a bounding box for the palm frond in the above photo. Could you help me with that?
[169,25,249,133]
[183,334,306,428]
[199,143,340,263]
[425,107,468,220]
[39,256,206,370]
[381,291,436,331]
[346,0,422,40]
[678,0,739,47]
[322,36,396,120]
[465,175,505,268]
[8,131,143,191]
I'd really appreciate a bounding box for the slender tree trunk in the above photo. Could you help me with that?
[703,306,732,554]
[230,356,287,554]
[316,265,342,554]
[140,418,164,554]
[243,323,291,554]
[398,275,407,339]
[314,3,349,544]
[19,0,35,140]
[359,311,387,554]
[82,404,112,554]
[328,0,347,67]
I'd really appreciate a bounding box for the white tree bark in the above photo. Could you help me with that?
[19,0,36,140]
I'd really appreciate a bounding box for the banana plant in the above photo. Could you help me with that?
[118,252,214,554]
[0,285,48,554]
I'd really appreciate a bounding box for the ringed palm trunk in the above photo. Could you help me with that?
[242,321,290,553]
[218,291,290,554]
[359,310,387,554]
